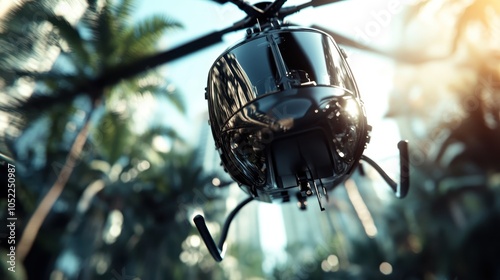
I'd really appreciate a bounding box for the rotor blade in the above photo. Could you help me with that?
[312,24,390,55]
[264,0,288,15]
[313,24,449,64]
[309,0,348,8]
[231,0,264,17]
[279,0,347,17]
[93,26,238,90]
[210,0,263,17]
[7,23,248,113]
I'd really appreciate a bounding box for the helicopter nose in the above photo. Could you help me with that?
[268,98,312,120]
[271,129,334,189]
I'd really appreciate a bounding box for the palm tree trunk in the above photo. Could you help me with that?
[17,105,95,263]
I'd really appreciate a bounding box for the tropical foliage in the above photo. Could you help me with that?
[0,0,230,279]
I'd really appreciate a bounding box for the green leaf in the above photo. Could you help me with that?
[45,14,91,71]
[122,15,181,57]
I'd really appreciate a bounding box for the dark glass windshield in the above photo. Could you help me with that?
[208,29,358,129]
[277,31,357,92]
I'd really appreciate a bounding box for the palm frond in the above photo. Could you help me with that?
[0,2,54,71]
[0,92,85,137]
[122,15,181,57]
[133,73,186,113]
[95,5,117,67]
[79,2,112,67]
[155,85,186,114]
[0,85,93,122]
[0,32,37,69]
[144,125,185,143]
[0,1,52,28]
[85,0,101,14]
[93,110,135,164]
[0,64,95,119]
[114,0,136,29]
[10,70,79,84]
[45,14,91,70]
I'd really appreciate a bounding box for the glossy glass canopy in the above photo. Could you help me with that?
[206,27,369,202]
[208,28,359,132]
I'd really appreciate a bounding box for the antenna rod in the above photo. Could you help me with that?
[360,140,410,198]
[193,196,254,262]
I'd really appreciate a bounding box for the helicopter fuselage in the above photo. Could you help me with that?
[206,26,370,209]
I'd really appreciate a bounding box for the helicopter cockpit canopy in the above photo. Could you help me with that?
[208,27,359,132]
[207,26,369,202]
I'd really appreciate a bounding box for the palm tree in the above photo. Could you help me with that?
[0,0,183,264]
[49,127,218,279]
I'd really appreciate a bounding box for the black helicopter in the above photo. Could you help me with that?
[186,0,411,262]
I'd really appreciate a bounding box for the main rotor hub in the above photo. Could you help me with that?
[245,1,283,34]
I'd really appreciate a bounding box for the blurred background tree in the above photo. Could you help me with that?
[0,0,239,279]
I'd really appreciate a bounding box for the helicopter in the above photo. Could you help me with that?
[187,0,411,262]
